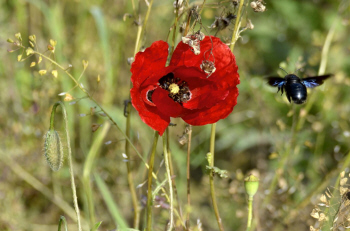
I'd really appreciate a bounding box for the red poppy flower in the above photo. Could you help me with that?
[130,35,239,136]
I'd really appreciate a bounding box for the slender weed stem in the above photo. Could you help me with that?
[126,1,155,226]
[186,125,192,230]
[246,196,253,231]
[51,102,82,231]
[163,129,174,230]
[146,132,159,231]
[209,123,225,231]
[230,0,245,51]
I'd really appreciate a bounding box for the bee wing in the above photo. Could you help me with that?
[266,77,286,87]
[301,74,333,88]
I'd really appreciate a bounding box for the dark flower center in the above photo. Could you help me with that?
[147,73,191,105]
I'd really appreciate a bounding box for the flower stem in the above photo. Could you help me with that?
[163,128,174,231]
[246,196,253,231]
[170,1,180,56]
[127,1,155,227]
[52,102,82,231]
[146,132,159,231]
[230,0,245,52]
[186,125,192,230]
[124,102,140,229]
[209,123,225,231]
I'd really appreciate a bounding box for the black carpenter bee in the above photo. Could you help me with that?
[267,68,332,104]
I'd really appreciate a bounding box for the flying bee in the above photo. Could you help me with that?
[266,68,332,104]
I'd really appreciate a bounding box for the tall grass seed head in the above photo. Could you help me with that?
[44,129,64,171]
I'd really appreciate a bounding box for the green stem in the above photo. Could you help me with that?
[135,0,154,53]
[124,100,139,228]
[146,132,159,231]
[126,1,155,226]
[163,129,174,231]
[186,125,192,230]
[57,215,68,231]
[209,123,225,231]
[246,196,253,231]
[52,102,82,231]
[170,1,180,55]
[230,0,245,52]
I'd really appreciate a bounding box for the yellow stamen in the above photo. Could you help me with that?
[169,83,180,94]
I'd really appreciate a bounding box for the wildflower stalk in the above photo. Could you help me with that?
[170,1,180,55]
[124,105,140,228]
[126,1,155,227]
[163,128,174,231]
[208,123,225,231]
[230,0,245,51]
[51,101,82,231]
[244,175,259,231]
[146,132,159,231]
[57,215,68,231]
[186,125,192,230]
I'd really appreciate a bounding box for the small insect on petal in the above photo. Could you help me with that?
[39,70,47,75]
[17,55,22,62]
[64,93,74,101]
[82,60,88,69]
[52,70,58,78]
[30,62,36,67]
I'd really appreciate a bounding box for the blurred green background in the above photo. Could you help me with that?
[0,0,350,230]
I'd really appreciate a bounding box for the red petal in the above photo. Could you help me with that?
[170,36,237,75]
[171,67,229,109]
[131,87,170,136]
[131,41,169,88]
[152,88,185,118]
[181,86,239,126]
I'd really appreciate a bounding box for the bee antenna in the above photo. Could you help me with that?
[279,67,289,75]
